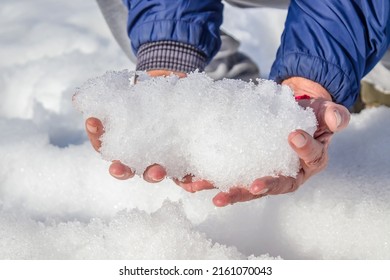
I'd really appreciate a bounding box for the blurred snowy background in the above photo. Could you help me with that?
[0,0,389,259]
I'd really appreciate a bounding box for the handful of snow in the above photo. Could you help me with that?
[74,71,317,191]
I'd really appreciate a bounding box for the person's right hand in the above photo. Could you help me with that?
[174,77,351,206]
[84,69,186,183]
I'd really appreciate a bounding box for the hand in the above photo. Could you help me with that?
[176,77,351,207]
[85,117,167,182]
[84,69,186,183]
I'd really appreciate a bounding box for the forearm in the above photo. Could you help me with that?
[137,41,206,73]
[124,0,224,73]
[270,0,390,107]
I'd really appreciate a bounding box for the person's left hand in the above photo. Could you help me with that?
[175,77,351,207]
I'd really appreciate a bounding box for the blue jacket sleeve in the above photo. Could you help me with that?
[124,0,223,63]
[269,0,390,107]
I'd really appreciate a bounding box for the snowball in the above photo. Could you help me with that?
[74,71,317,191]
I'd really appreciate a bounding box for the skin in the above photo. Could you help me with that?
[84,70,350,207]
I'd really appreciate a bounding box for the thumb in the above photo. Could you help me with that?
[309,100,350,133]
[288,129,327,169]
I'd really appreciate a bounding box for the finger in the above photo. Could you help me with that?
[305,99,350,133]
[323,103,350,132]
[289,129,327,170]
[250,175,302,195]
[143,164,167,183]
[249,176,277,195]
[85,117,104,152]
[173,175,215,193]
[213,187,265,207]
[264,176,301,195]
[109,161,135,180]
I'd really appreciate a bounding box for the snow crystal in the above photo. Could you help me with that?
[74,71,317,191]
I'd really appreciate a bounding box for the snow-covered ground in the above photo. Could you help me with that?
[1,0,389,259]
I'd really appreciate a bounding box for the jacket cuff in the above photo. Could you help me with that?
[136,41,207,73]
[270,52,359,108]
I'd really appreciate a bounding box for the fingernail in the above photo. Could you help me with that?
[112,172,125,178]
[212,197,227,207]
[251,186,269,195]
[86,123,97,134]
[151,175,164,182]
[334,110,342,128]
[149,168,165,182]
[291,133,306,148]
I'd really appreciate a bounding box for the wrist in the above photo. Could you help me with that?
[147,70,187,78]
[282,77,332,101]
[136,41,206,73]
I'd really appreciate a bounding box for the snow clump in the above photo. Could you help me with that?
[74,71,317,191]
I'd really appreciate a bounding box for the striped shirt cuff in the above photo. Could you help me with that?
[136,41,207,73]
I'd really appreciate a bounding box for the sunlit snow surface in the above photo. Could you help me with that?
[1,0,390,259]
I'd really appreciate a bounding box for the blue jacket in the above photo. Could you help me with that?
[125,0,390,107]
